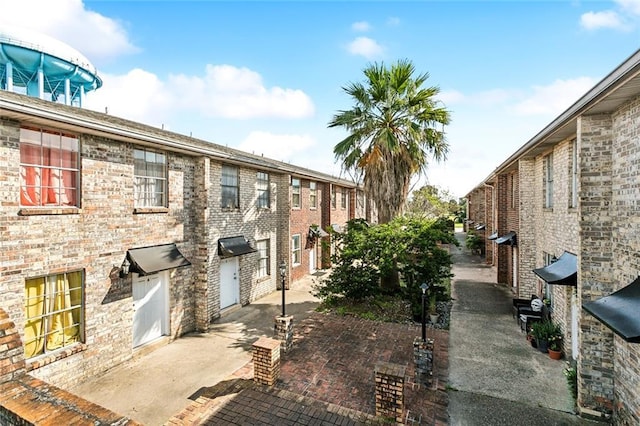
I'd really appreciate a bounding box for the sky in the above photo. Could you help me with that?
[3,0,640,199]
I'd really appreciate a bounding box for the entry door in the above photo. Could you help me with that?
[132,272,168,348]
[309,248,316,273]
[220,257,239,309]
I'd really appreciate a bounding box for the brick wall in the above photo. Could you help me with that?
[290,178,323,283]
[518,159,537,298]
[577,114,615,416]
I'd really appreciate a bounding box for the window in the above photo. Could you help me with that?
[24,271,84,359]
[544,153,554,208]
[221,165,239,209]
[341,188,347,209]
[134,149,167,207]
[570,139,577,208]
[291,178,301,208]
[257,172,270,209]
[256,239,270,278]
[292,234,301,265]
[20,127,80,207]
[331,185,336,208]
[309,181,317,209]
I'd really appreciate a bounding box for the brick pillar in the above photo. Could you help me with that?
[413,337,434,387]
[518,159,537,298]
[194,157,211,332]
[0,309,26,384]
[252,337,281,386]
[374,362,405,423]
[274,315,293,353]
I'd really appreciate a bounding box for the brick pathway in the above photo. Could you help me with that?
[168,313,449,425]
[278,313,449,425]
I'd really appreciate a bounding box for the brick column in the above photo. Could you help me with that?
[413,337,434,387]
[577,114,615,417]
[374,362,405,423]
[194,157,211,332]
[0,309,25,384]
[274,315,293,352]
[518,159,537,298]
[252,337,281,386]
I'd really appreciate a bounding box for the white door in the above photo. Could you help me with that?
[309,248,316,273]
[571,290,579,359]
[132,272,168,348]
[220,257,239,309]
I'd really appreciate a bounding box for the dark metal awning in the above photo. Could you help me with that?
[309,226,329,238]
[127,243,191,276]
[475,224,486,231]
[218,236,257,258]
[532,251,577,286]
[488,231,498,240]
[583,277,640,343]
[496,231,517,246]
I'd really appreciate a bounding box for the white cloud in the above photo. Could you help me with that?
[0,0,138,62]
[169,64,315,119]
[615,0,640,16]
[352,21,371,32]
[580,10,628,30]
[238,131,315,161]
[513,77,596,116]
[346,37,384,59]
[84,69,172,126]
[387,17,401,26]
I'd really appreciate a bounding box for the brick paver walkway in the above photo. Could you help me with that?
[169,312,449,425]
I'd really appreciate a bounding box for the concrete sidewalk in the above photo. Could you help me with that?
[447,232,600,425]
[69,274,323,425]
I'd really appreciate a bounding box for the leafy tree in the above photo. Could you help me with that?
[328,59,451,224]
[314,217,457,303]
[406,185,460,219]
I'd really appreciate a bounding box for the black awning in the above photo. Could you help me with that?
[218,236,257,258]
[475,224,486,231]
[496,231,517,246]
[127,243,191,276]
[583,277,640,343]
[532,251,577,286]
[488,231,498,240]
[309,226,329,238]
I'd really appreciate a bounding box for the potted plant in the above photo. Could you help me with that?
[530,320,559,353]
[548,333,563,360]
[428,294,438,324]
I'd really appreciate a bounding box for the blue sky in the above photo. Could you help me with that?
[3,1,640,198]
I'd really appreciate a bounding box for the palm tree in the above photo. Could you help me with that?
[328,59,450,223]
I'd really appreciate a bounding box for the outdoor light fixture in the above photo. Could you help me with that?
[119,257,130,278]
[279,260,287,316]
[551,255,558,263]
[420,283,429,342]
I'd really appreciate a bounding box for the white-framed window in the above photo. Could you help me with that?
[20,127,80,207]
[257,172,270,209]
[256,239,270,278]
[341,188,347,209]
[24,270,84,359]
[221,165,239,209]
[292,178,301,208]
[292,234,301,265]
[134,148,167,207]
[544,153,554,208]
[570,139,577,209]
[309,181,317,209]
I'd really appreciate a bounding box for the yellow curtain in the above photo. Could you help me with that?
[46,272,80,350]
[24,277,45,358]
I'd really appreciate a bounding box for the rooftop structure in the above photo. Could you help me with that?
[0,25,101,107]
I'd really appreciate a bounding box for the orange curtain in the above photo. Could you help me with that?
[20,144,76,206]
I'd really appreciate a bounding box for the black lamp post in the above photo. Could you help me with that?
[279,260,287,316]
[420,283,428,342]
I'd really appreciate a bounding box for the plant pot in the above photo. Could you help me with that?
[548,349,562,360]
[537,339,549,353]
[430,314,439,324]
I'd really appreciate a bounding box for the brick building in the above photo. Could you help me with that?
[0,89,371,393]
[466,49,640,423]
